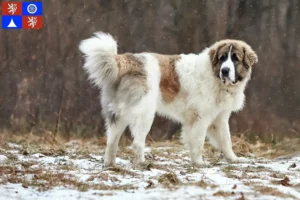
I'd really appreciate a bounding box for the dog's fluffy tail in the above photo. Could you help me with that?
[79,32,118,87]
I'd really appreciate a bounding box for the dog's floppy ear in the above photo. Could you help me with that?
[243,47,258,68]
[209,48,218,66]
[209,43,227,66]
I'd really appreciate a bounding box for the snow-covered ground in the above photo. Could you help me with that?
[0,140,300,200]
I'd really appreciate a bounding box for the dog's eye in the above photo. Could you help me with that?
[220,54,227,62]
[237,75,243,81]
[231,53,238,62]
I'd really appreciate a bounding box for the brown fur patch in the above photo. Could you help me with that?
[154,54,181,103]
[115,54,145,77]
[209,124,217,130]
[115,53,148,91]
[186,109,201,125]
[112,53,149,108]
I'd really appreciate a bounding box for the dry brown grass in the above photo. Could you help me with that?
[0,168,137,192]
[232,135,254,157]
[252,185,293,198]
[0,165,42,175]
[196,179,217,189]
[213,190,234,197]
[158,173,181,188]
[232,135,300,159]
[1,132,300,198]
[105,166,138,176]
[271,176,291,186]
[1,131,300,159]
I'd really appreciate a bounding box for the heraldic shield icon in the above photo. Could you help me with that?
[1,2,43,29]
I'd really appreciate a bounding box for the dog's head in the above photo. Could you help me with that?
[209,39,258,85]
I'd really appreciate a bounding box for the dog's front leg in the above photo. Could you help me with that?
[181,119,210,167]
[207,111,249,163]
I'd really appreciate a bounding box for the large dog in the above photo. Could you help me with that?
[79,32,258,167]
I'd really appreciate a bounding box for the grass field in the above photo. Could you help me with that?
[0,133,300,199]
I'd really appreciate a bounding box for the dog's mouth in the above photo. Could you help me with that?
[221,77,237,85]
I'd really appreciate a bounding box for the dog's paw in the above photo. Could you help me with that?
[191,159,210,168]
[228,156,252,163]
[103,156,116,168]
[104,161,116,168]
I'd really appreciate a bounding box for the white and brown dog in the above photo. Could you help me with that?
[79,32,258,167]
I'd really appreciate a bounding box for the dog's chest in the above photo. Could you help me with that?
[215,90,245,111]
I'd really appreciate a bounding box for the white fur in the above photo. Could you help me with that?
[220,45,236,83]
[80,32,252,166]
[79,32,117,56]
[79,32,119,88]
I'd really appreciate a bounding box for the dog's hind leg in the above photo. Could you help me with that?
[104,119,127,167]
[129,112,155,164]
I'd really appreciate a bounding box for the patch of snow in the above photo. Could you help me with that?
[269,184,300,199]
[1,145,300,200]
[7,143,22,149]
[29,164,40,170]
[31,153,46,158]
[89,154,103,161]
[155,147,174,150]
[259,157,300,172]
[73,159,98,170]
[116,157,130,165]
[0,155,8,163]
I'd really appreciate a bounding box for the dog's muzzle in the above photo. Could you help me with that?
[220,67,237,85]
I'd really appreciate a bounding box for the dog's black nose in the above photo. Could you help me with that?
[221,67,230,77]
